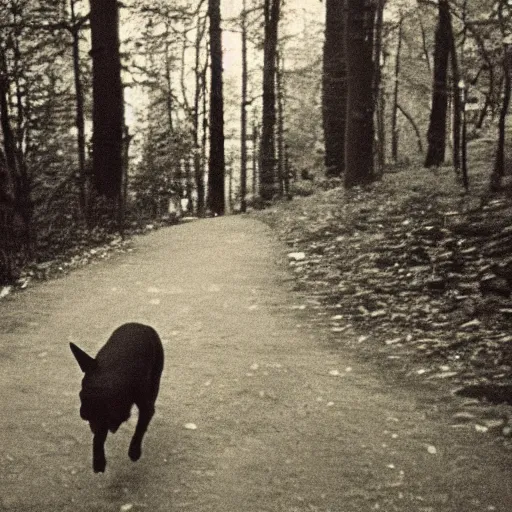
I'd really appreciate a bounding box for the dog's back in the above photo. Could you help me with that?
[93,323,164,398]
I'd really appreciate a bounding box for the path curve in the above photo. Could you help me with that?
[1,216,512,511]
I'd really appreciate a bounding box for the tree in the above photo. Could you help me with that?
[89,0,124,200]
[344,0,376,188]
[391,16,403,163]
[276,50,287,196]
[259,0,280,200]
[193,4,208,217]
[424,0,450,168]
[322,0,346,178]
[373,0,385,175]
[490,1,512,191]
[207,0,225,216]
[240,0,249,212]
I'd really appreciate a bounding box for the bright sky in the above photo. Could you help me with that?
[221,0,323,74]
[124,0,324,131]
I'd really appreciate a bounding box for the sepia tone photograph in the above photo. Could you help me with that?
[2,0,512,510]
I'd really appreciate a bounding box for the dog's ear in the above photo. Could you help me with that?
[70,343,97,373]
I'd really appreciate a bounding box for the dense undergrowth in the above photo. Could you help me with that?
[1,211,180,293]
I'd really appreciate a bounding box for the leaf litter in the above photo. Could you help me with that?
[255,162,512,438]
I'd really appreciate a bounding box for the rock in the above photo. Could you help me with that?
[452,411,476,423]
[459,318,481,329]
[288,252,306,261]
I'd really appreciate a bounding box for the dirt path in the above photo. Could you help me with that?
[1,216,512,512]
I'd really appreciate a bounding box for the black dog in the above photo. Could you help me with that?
[70,323,164,473]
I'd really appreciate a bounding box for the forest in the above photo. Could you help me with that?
[0,0,511,291]
[5,1,512,502]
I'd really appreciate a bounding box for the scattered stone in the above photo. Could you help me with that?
[452,411,476,423]
[459,319,481,330]
[288,252,306,261]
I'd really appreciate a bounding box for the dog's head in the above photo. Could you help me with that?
[70,342,131,434]
[79,387,131,433]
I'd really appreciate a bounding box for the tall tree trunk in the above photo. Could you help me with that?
[119,125,132,238]
[491,62,510,191]
[201,59,208,204]
[252,118,259,199]
[424,0,450,168]
[276,51,286,197]
[207,0,225,215]
[322,0,346,178]
[491,29,512,190]
[447,9,461,174]
[89,0,124,200]
[194,17,207,217]
[373,0,385,175]
[240,0,248,213]
[260,0,280,201]
[344,0,376,188]
[70,0,87,217]
[391,16,403,163]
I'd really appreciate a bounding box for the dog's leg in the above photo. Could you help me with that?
[92,428,108,473]
[128,402,155,462]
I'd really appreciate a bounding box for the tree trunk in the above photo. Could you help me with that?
[252,119,259,199]
[240,0,248,213]
[391,16,403,163]
[119,125,132,238]
[276,51,286,197]
[89,0,124,200]
[70,0,87,217]
[322,0,346,178]
[447,9,461,174]
[201,57,208,207]
[260,0,280,201]
[194,13,208,217]
[344,0,376,188]
[491,46,512,191]
[373,0,385,175]
[397,104,424,153]
[424,0,450,168]
[207,0,225,215]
